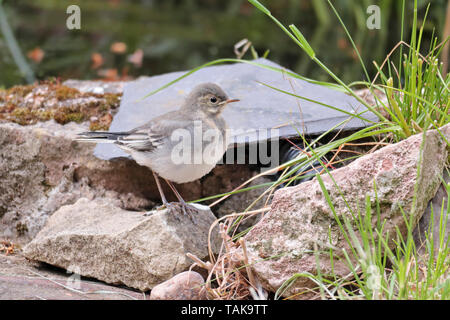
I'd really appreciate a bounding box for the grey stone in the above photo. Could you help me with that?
[94,58,377,160]
[242,124,450,298]
[0,121,155,243]
[0,119,257,243]
[150,271,207,300]
[23,198,220,291]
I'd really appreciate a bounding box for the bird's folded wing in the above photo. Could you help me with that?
[120,112,195,152]
[114,132,161,152]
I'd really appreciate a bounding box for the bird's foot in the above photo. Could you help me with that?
[146,202,177,216]
[179,202,199,224]
[160,202,179,212]
[149,202,198,224]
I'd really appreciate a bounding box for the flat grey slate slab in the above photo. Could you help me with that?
[94,58,378,160]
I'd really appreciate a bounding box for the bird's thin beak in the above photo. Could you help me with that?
[225,99,240,104]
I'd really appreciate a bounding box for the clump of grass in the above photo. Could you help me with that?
[188,217,253,300]
[242,0,450,300]
[248,0,449,137]
[140,0,448,300]
[275,174,449,300]
[369,8,449,140]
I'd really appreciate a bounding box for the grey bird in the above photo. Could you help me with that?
[76,83,239,216]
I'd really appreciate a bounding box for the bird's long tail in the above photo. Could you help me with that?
[75,131,130,143]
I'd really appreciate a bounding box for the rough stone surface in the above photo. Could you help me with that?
[243,124,450,298]
[413,170,450,255]
[23,198,219,291]
[63,79,126,95]
[0,121,148,243]
[150,271,207,300]
[0,119,256,244]
[0,253,143,300]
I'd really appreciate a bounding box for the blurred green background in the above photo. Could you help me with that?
[0,0,447,88]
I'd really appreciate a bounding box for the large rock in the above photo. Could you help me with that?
[23,198,219,291]
[0,121,149,242]
[0,120,255,243]
[243,125,450,298]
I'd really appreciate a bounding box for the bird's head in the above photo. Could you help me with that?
[183,83,239,116]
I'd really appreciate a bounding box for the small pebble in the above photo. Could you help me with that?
[150,271,207,300]
[92,87,104,95]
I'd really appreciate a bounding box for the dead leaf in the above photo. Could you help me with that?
[0,240,15,255]
[97,68,119,81]
[27,47,45,63]
[110,42,127,54]
[91,52,104,69]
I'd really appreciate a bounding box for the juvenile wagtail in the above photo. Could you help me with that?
[76,83,239,216]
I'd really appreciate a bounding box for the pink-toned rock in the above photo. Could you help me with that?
[150,271,207,300]
[244,124,450,298]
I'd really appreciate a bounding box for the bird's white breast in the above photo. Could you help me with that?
[129,127,228,184]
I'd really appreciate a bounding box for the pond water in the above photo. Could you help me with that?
[0,0,446,88]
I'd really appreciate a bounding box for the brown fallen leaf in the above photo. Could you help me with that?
[0,240,15,255]
[91,52,104,69]
[97,68,119,81]
[110,42,127,54]
[27,47,45,63]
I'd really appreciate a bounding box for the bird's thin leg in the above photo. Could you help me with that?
[164,179,198,222]
[164,179,186,205]
[152,172,169,206]
[145,172,174,216]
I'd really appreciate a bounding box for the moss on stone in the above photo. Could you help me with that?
[89,121,108,131]
[11,107,33,125]
[54,86,80,100]
[6,84,35,98]
[0,82,122,129]
[53,106,87,124]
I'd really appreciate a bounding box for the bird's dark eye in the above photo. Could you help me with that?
[210,96,218,103]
